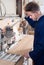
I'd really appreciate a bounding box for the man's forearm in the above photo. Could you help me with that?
[25,16,36,28]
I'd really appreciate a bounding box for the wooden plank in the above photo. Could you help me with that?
[0,56,24,65]
[7,35,34,55]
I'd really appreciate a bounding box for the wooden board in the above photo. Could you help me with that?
[0,57,24,65]
[7,35,34,55]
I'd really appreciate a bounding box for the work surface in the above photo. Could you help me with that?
[0,52,24,65]
[7,35,34,55]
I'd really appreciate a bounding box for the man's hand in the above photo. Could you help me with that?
[23,53,30,58]
[23,48,32,58]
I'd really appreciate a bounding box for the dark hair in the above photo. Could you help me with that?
[24,2,40,12]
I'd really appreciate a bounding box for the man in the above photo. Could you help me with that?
[24,2,44,65]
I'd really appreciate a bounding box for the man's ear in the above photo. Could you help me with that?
[36,11,41,15]
[34,12,38,16]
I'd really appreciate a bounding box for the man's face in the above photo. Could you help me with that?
[25,11,38,21]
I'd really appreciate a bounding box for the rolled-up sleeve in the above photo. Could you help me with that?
[25,17,37,28]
